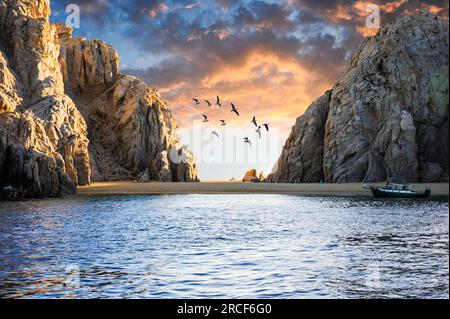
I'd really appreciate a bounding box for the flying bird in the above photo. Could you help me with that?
[193,98,200,105]
[244,137,251,147]
[256,126,262,139]
[251,116,258,127]
[202,114,209,122]
[231,103,240,116]
[205,100,212,107]
[220,120,227,126]
[212,131,220,138]
[216,96,222,107]
[263,123,270,132]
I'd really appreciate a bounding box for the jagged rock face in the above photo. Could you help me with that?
[58,31,199,183]
[0,49,22,113]
[1,0,198,199]
[1,0,64,104]
[58,23,119,96]
[82,74,199,182]
[267,92,331,183]
[0,0,50,21]
[1,0,90,198]
[0,111,76,198]
[28,96,91,186]
[268,13,449,184]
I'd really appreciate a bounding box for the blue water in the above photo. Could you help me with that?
[0,195,448,299]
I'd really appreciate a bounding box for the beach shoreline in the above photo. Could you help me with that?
[77,181,449,198]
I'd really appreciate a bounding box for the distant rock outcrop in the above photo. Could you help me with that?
[57,24,198,183]
[268,13,449,184]
[0,0,198,199]
[242,169,265,183]
[242,169,257,183]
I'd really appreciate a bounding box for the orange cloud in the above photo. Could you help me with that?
[148,9,157,18]
[356,25,379,37]
[425,5,442,14]
[160,51,336,141]
[147,3,173,19]
[159,3,170,12]
[326,0,447,37]
[208,29,231,41]
[352,0,409,36]
[353,0,448,36]
[353,0,408,16]
[403,4,449,18]
[327,5,353,23]
[380,0,408,13]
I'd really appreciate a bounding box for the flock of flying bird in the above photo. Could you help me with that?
[192,96,270,147]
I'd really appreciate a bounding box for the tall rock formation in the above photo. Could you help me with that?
[0,0,198,199]
[57,24,198,182]
[1,0,90,198]
[268,13,449,184]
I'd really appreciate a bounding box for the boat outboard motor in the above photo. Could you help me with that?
[1,185,14,200]
[425,187,431,196]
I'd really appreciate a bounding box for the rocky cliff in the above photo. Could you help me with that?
[0,0,198,199]
[268,13,449,184]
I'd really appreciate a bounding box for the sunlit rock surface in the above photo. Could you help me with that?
[0,0,198,199]
[242,169,265,183]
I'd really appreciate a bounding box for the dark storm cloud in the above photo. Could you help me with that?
[291,0,448,23]
[232,1,297,32]
[112,0,354,89]
[217,0,234,10]
[50,0,449,131]
[130,27,306,87]
[66,0,110,13]
[52,0,194,30]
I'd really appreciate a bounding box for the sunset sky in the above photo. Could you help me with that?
[50,0,448,180]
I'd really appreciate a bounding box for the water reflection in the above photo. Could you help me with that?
[0,195,448,298]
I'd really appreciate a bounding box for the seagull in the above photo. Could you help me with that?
[220,120,226,126]
[244,137,251,147]
[256,126,262,139]
[205,100,212,107]
[231,103,240,116]
[251,116,258,127]
[212,131,220,138]
[202,114,209,122]
[216,96,222,107]
[263,123,269,132]
[193,98,200,105]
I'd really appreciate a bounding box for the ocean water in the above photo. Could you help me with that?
[0,195,448,299]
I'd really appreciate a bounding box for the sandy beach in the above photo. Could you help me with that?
[77,181,449,198]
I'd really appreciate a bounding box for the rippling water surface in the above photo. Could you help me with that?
[0,195,448,299]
